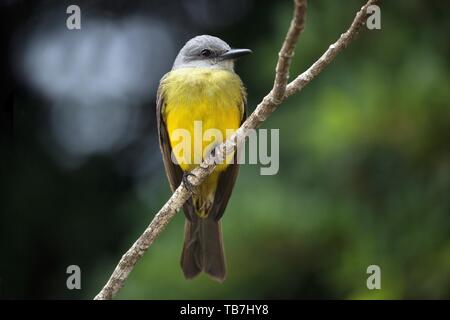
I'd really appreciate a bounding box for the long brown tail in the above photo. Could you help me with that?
[181,218,226,282]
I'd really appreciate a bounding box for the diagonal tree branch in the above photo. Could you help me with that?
[285,0,379,97]
[94,0,379,300]
[271,0,307,104]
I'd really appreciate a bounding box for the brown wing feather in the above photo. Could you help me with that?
[209,104,247,221]
[156,85,196,221]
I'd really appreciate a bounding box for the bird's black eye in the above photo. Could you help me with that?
[200,49,212,57]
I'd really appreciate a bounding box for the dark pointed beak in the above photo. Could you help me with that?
[219,48,252,60]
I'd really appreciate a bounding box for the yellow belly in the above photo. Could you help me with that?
[161,67,245,172]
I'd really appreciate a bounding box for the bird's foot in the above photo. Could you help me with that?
[182,172,198,194]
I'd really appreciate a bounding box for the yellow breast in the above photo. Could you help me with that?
[160,67,245,172]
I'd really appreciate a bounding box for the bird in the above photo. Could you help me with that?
[156,35,251,282]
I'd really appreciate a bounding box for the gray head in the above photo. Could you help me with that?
[173,35,251,71]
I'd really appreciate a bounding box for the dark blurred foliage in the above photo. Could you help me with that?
[0,0,449,299]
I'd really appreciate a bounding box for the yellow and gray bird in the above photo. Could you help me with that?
[156,35,251,282]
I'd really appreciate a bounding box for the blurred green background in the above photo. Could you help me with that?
[0,0,449,299]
